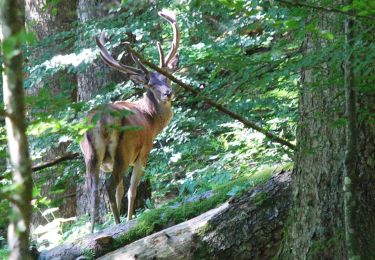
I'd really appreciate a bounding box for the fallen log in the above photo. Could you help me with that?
[39,170,291,259]
[38,219,138,260]
[99,170,292,259]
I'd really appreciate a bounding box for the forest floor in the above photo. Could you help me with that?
[38,164,292,259]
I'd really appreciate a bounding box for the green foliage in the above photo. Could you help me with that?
[2,0,374,253]
[1,29,35,60]
[0,248,8,260]
[2,0,297,249]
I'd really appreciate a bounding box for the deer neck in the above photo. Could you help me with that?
[140,90,173,134]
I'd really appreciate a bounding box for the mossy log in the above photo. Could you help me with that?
[99,170,291,260]
[38,170,291,259]
[38,219,139,260]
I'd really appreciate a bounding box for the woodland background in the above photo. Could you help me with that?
[0,0,374,259]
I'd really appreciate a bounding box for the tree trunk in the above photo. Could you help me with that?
[25,0,78,96]
[279,2,375,259]
[38,170,291,260]
[25,0,78,230]
[0,0,33,259]
[75,0,120,224]
[343,24,375,258]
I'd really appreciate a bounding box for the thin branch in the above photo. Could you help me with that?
[56,192,77,200]
[0,109,16,121]
[32,152,80,172]
[276,0,375,20]
[0,192,22,208]
[129,47,296,151]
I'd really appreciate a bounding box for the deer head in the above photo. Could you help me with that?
[96,10,179,104]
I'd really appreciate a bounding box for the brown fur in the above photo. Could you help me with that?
[82,9,179,233]
[80,89,173,232]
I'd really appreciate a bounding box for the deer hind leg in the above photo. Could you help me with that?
[127,158,145,221]
[87,162,99,233]
[82,136,101,233]
[105,156,128,224]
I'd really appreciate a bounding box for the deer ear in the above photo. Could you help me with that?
[128,72,149,85]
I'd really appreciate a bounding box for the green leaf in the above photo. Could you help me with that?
[2,37,19,59]
[321,31,335,41]
[18,30,36,44]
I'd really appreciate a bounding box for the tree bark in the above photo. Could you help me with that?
[279,8,348,259]
[75,0,121,224]
[0,0,33,259]
[279,1,375,258]
[25,0,79,230]
[343,11,357,258]
[38,170,291,260]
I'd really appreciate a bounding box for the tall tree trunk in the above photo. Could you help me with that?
[279,1,375,258]
[75,0,118,224]
[343,12,357,258]
[343,19,375,257]
[25,0,78,230]
[0,0,33,259]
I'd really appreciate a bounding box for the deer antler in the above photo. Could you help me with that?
[96,33,149,84]
[157,10,180,71]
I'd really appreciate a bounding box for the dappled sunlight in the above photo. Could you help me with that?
[27,48,97,88]
[32,216,77,251]
[5,0,374,258]
[45,48,95,68]
[32,47,96,72]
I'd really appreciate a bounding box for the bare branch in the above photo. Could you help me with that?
[275,0,375,20]
[0,109,17,121]
[0,192,22,208]
[129,47,296,151]
[32,152,80,172]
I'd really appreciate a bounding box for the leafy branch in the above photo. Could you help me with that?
[129,48,296,151]
[276,0,375,20]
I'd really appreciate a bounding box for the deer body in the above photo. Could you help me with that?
[81,88,173,228]
[81,10,179,232]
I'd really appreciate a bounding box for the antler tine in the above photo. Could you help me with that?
[130,51,149,75]
[158,10,180,69]
[156,41,165,68]
[96,32,145,76]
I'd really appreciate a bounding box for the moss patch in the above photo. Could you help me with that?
[110,164,288,254]
[253,191,269,206]
[308,230,344,259]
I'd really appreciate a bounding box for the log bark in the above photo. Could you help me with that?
[39,170,291,260]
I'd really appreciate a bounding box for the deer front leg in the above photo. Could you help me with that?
[127,159,145,221]
[116,175,125,215]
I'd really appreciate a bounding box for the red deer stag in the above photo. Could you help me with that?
[80,10,180,233]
